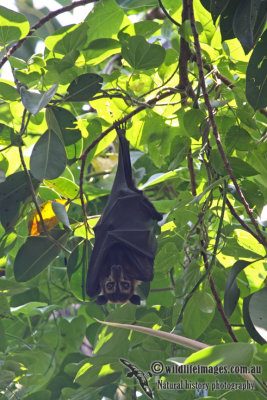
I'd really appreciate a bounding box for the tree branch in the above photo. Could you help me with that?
[188,0,267,248]
[0,0,98,69]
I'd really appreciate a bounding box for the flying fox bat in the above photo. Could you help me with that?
[86,124,162,305]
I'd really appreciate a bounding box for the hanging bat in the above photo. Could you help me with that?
[86,124,162,305]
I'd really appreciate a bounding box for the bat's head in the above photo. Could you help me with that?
[96,264,141,305]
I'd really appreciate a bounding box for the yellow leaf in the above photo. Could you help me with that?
[28,199,69,236]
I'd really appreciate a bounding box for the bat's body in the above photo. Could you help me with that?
[86,125,162,304]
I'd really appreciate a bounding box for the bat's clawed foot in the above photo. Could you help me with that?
[115,120,126,135]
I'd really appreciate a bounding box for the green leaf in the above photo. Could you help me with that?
[75,356,121,387]
[0,6,30,44]
[50,22,88,54]
[224,260,252,318]
[14,229,69,282]
[121,35,166,70]
[0,171,39,231]
[140,168,185,189]
[243,287,267,345]
[66,73,103,102]
[233,0,253,54]
[183,109,206,139]
[0,320,6,351]
[185,342,255,366]
[225,126,254,153]
[67,239,91,301]
[210,0,231,23]
[168,136,190,170]
[52,201,71,230]
[0,81,20,101]
[46,107,82,162]
[43,177,83,205]
[246,30,267,110]
[30,130,67,180]
[84,38,121,65]
[220,0,240,42]
[20,84,58,115]
[183,292,215,339]
[11,301,48,316]
[0,370,15,390]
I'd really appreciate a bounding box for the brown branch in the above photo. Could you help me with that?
[188,0,267,248]
[187,147,197,196]
[0,0,98,69]
[224,193,267,245]
[202,250,238,342]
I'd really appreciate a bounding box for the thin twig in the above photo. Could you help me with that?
[188,0,267,248]
[158,0,181,27]
[202,251,238,342]
[0,0,98,69]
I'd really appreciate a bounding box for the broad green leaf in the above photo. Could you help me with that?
[225,126,254,153]
[243,288,267,345]
[224,260,252,318]
[246,30,267,110]
[11,301,48,316]
[52,201,71,231]
[67,239,91,301]
[220,0,240,42]
[66,73,103,102]
[183,109,206,140]
[46,107,82,162]
[8,56,27,69]
[0,6,30,44]
[75,356,121,387]
[45,22,88,54]
[234,229,266,256]
[210,0,231,23]
[0,370,15,390]
[0,123,15,145]
[14,229,69,282]
[0,278,29,296]
[140,168,186,189]
[168,136,190,170]
[20,84,58,115]
[233,0,253,54]
[30,130,67,180]
[229,157,259,178]
[121,35,166,70]
[84,38,121,65]
[85,0,130,43]
[0,171,39,231]
[183,292,215,339]
[43,177,84,205]
[185,342,255,366]
[0,320,6,351]
[210,151,259,178]
[0,81,20,101]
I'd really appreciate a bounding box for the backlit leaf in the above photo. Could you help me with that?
[28,199,69,236]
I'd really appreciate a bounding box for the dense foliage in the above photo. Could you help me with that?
[0,0,266,399]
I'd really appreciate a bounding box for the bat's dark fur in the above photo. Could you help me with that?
[86,124,162,305]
